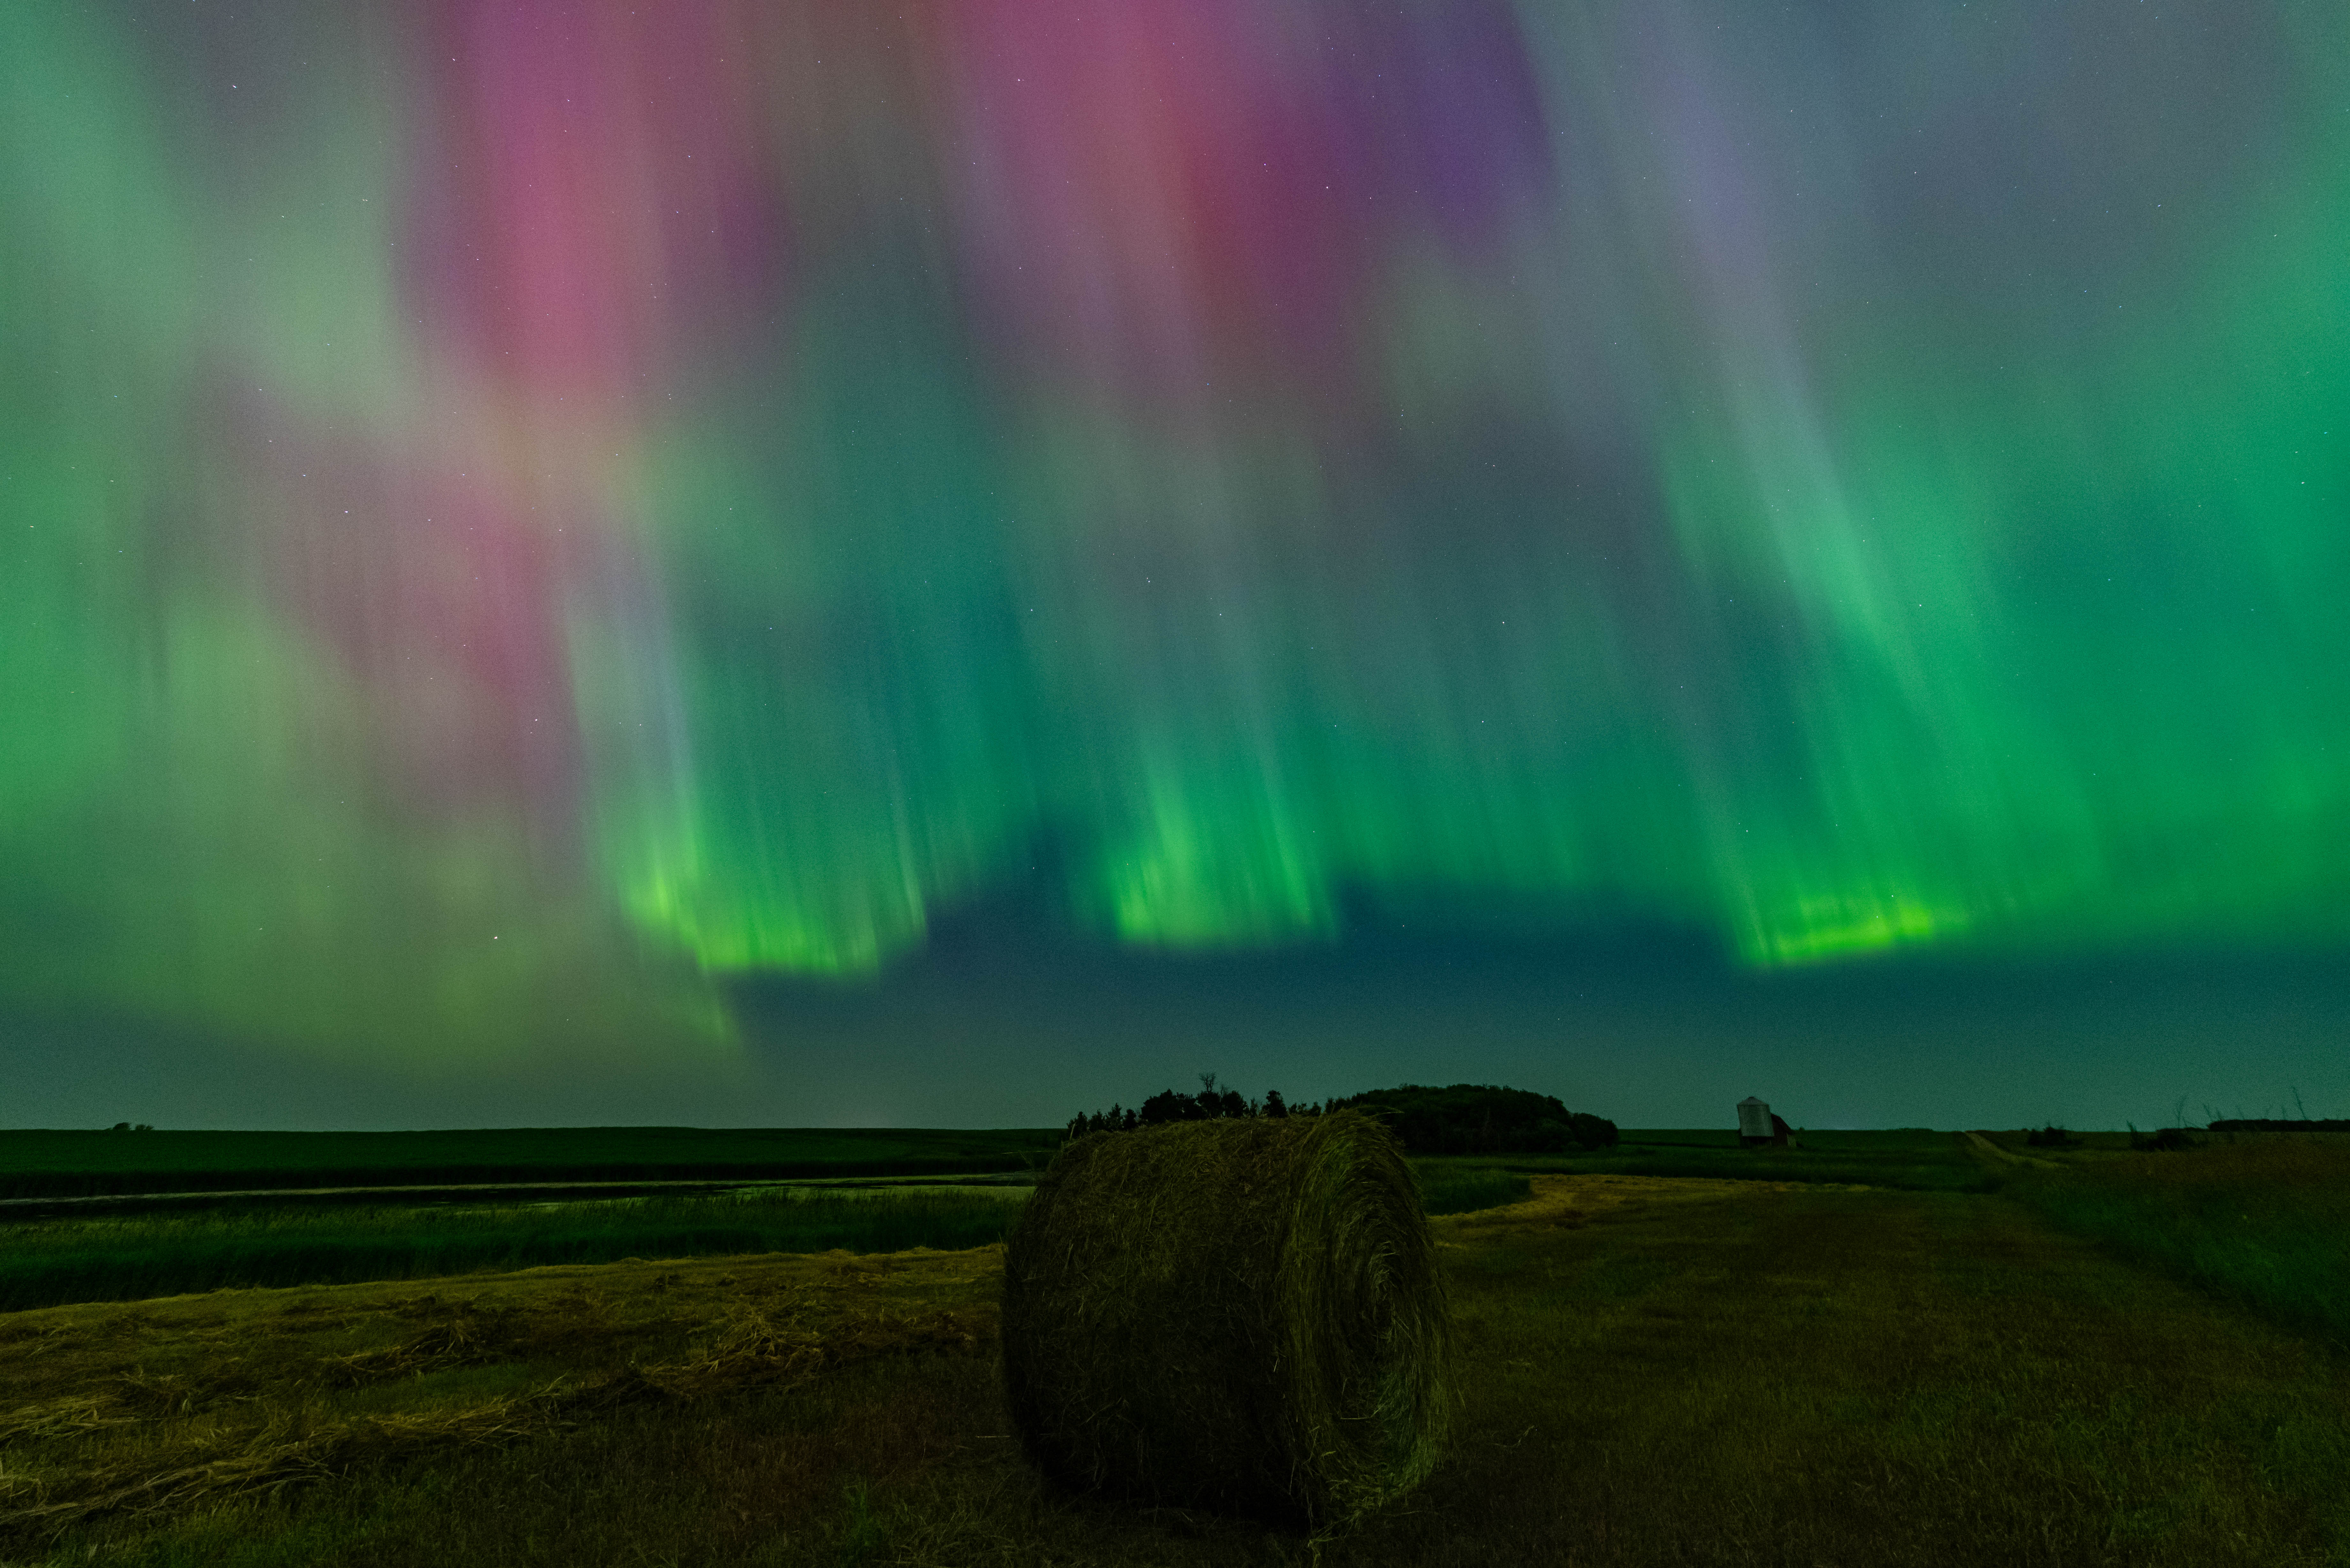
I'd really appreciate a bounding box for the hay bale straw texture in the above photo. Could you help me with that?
[1001,1111,1451,1524]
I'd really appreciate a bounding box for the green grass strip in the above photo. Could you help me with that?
[2002,1139,2350,1346]
[0,1190,1023,1312]
[1417,1170,1532,1215]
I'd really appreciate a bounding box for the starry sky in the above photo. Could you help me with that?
[3,0,2345,1130]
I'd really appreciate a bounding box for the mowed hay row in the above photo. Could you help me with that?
[1001,1112,1450,1526]
[0,1248,1003,1550]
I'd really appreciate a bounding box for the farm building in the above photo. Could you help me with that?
[1738,1097,1790,1148]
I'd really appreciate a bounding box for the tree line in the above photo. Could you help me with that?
[1065,1079,1618,1156]
[1064,1075,1320,1140]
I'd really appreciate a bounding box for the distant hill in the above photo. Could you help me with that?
[1327,1084,1618,1156]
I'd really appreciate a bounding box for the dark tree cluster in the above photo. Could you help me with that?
[2206,1118,2350,1132]
[1326,1084,1617,1156]
[1063,1079,1618,1156]
[1065,1075,1325,1140]
[2024,1124,2080,1148]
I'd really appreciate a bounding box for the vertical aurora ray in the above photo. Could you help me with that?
[1,0,2344,1075]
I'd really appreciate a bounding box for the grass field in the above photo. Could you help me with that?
[0,1165,1522,1315]
[4,1160,2346,1566]
[1413,1127,1998,1195]
[1994,1132,2350,1347]
[0,1127,1960,1203]
[1414,1167,1530,1216]
[0,1189,1028,1314]
[0,1128,1065,1200]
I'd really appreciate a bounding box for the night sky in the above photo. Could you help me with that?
[3,1,2345,1131]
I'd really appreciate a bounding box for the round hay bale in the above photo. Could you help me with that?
[1001,1111,1450,1525]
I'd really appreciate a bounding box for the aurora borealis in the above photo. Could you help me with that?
[4,1,2347,1125]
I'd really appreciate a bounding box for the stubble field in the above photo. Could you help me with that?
[2,1135,2346,1566]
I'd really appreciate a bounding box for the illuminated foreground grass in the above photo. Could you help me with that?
[6,1174,2346,1566]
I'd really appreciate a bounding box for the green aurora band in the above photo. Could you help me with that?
[1,1,2345,1072]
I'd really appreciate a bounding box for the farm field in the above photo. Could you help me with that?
[1439,1126,1999,1193]
[0,1188,1028,1315]
[0,1128,1066,1201]
[1993,1131,2350,1346]
[4,1152,2346,1566]
[0,1167,1524,1314]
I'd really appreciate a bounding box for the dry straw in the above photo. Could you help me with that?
[0,1295,985,1544]
[1001,1111,1451,1525]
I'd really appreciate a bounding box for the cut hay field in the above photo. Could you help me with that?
[5,1153,2346,1566]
